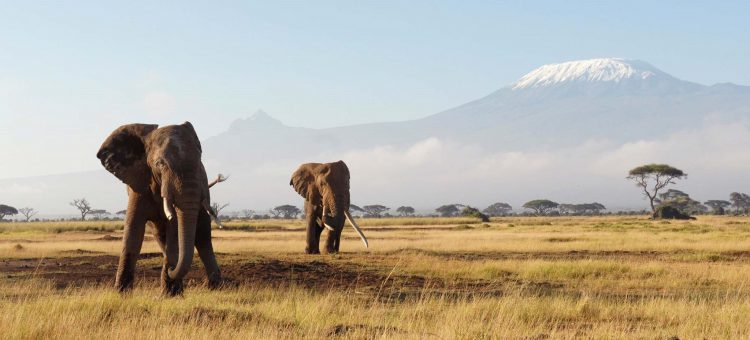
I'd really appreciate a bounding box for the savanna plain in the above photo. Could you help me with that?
[2,215,750,339]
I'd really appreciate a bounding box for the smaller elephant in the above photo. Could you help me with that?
[290,160,368,254]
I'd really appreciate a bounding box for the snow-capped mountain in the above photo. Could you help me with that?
[195,57,749,210]
[512,58,664,89]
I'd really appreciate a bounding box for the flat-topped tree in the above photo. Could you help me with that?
[363,205,389,218]
[483,202,513,216]
[0,204,18,221]
[435,204,463,217]
[656,190,706,215]
[627,164,686,214]
[396,206,415,217]
[704,200,731,215]
[522,200,559,216]
[272,205,301,219]
[90,209,110,220]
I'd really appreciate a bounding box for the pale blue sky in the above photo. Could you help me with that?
[1,1,748,178]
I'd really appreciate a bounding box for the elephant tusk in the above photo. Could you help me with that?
[344,210,368,248]
[210,213,225,229]
[202,200,224,229]
[163,197,176,221]
[321,205,334,230]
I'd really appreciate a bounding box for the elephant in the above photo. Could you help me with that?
[96,122,225,296]
[290,160,368,254]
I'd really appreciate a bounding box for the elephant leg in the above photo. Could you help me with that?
[195,209,222,289]
[115,194,149,293]
[162,218,183,296]
[324,215,345,254]
[324,228,341,254]
[149,218,179,295]
[305,202,322,254]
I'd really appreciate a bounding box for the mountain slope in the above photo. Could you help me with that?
[205,58,750,156]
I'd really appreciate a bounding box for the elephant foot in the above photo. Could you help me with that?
[115,280,134,294]
[324,247,339,254]
[305,247,321,254]
[162,277,184,297]
[206,272,223,290]
[115,272,135,293]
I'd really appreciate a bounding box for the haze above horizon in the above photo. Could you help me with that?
[1,1,749,179]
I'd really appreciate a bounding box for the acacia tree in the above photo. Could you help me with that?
[0,204,18,221]
[272,205,301,219]
[655,189,706,215]
[522,199,559,216]
[435,204,462,217]
[627,164,686,214]
[349,204,365,217]
[363,205,389,218]
[90,209,110,220]
[729,192,750,214]
[70,198,93,221]
[211,202,230,217]
[483,202,513,216]
[242,209,256,219]
[704,200,731,215]
[18,207,38,222]
[395,206,415,217]
[559,203,606,215]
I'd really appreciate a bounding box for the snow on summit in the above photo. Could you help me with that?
[512,58,662,89]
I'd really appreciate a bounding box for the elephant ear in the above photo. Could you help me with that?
[180,121,202,154]
[97,123,158,188]
[290,165,316,200]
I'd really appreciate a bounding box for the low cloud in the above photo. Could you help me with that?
[294,121,750,210]
[4,122,749,215]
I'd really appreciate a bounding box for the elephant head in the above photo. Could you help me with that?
[290,161,368,250]
[97,122,212,283]
[96,123,158,191]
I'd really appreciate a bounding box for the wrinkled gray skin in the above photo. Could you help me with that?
[97,122,221,296]
[290,161,352,254]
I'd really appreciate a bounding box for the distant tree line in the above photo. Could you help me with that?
[3,162,749,223]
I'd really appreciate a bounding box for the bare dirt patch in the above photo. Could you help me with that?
[0,253,548,298]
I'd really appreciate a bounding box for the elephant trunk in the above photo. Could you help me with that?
[168,185,200,281]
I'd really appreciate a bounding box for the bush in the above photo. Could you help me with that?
[653,205,695,220]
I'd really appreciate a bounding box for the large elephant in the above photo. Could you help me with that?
[96,122,224,296]
[290,160,368,254]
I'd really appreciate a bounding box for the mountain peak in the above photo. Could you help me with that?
[512,58,665,90]
[228,110,285,132]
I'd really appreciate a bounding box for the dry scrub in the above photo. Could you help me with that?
[2,215,750,338]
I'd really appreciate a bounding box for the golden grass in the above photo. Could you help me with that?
[2,215,750,338]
